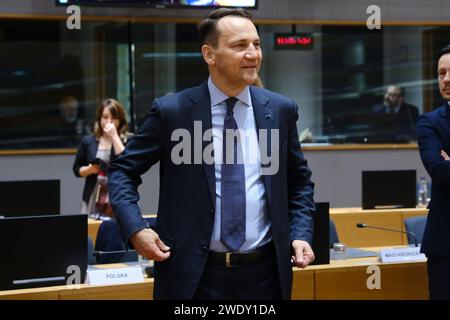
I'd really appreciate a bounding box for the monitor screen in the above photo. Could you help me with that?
[0,180,60,218]
[56,0,258,8]
[0,214,87,290]
[310,202,330,265]
[362,170,417,209]
[328,113,412,143]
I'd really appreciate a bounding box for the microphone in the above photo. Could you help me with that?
[92,249,137,258]
[356,223,419,247]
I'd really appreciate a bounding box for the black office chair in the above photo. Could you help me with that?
[404,215,427,245]
[329,218,340,248]
[94,217,156,264]
[87,236,96,265]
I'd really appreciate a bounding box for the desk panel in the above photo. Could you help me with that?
[88,219,102,244]
[0,286,60,300]
[0,280,154,300]
[331,211,403,247]
[291,269,314,300]
[59,280,154,300]
[330,207,428,247]
[315,261,428,300]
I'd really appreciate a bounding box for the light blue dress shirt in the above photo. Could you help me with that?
[207,77,272,253]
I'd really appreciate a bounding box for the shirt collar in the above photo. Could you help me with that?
[207,76,251,107]
[385,103,400,113]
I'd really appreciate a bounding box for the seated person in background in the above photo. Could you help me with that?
[73,98,132,219]
[56,95,83,147]
[372,85,419,141]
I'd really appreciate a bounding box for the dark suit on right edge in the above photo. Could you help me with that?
[417,103,450,299]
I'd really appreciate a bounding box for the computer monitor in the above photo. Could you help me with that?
[0,214,87,290]
[328,113,413,143]
[310,202,330,265]
[362,170,416,209]
[0,180,60,218]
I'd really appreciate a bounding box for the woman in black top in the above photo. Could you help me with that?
[73,98,131,218]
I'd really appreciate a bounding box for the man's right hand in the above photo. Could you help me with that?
[130,228,171,261]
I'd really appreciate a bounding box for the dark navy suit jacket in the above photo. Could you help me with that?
[108,82,315,299]
[417,103,450,256]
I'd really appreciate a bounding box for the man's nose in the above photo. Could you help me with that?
[244,46,259,59]
[444,71,450,82]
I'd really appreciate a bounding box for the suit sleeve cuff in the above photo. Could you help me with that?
[113,203,149,245]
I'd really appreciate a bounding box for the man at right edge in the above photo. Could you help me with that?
[418,44,450,300]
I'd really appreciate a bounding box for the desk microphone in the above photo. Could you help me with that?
[92,249,137,258]
[356,223,419,247]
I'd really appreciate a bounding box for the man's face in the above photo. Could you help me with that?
[60,98,79,123]
[209,16,262,90]
[438,53,450,100]
[384,86,401,108]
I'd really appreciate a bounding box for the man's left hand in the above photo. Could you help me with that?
[291,240,315,268]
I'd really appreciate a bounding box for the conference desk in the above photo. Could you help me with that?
[293,246,428,300]
[88,208,428,247]
[0,247,428,300]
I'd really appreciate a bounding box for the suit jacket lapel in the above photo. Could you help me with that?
[187,82,216,208]
[440,103,450,119]
[250,86,275,209]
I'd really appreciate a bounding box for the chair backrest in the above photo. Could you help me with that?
[404,215,427,245]
[94,217,156,264]
[95,219,136,264]
[87,237,96,265]
[329,218,340,247]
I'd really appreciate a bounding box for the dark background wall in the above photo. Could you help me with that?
[1,0,450,23]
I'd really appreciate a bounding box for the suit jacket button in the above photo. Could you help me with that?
[202,246,209,252]
[209,209,215,214]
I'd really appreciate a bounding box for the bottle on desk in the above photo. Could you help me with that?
[417,176,429,208]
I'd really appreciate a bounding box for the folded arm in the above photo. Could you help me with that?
[417,114,450,187]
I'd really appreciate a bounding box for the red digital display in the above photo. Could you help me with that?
[274,33,314,50]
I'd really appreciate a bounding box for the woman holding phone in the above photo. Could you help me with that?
[73,98,131,218]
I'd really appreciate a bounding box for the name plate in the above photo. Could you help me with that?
[379,247,426,263]
[86,266,144,286]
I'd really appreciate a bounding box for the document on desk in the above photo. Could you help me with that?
[86,266,144,286]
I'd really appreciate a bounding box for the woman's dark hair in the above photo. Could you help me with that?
[94,98,129,141]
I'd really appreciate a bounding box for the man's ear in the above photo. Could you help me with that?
[201,44,215,65]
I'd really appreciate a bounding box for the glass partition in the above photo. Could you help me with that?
[0,19,130,149]
[0,18,448,150]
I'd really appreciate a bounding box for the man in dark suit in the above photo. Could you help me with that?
[108,8,315,300]
[417,44,450,300]
[372,85,419,141]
